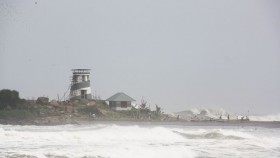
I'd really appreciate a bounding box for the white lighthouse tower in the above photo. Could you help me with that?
[70,69,92,100]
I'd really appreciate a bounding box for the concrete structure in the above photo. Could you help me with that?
[106,92,135,110]
[70,69,92,100]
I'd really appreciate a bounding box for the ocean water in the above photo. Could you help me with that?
[1,123,280,158]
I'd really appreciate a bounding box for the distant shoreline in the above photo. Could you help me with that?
[1,117,280,128]
[0,91,279,127]
[72,120,280,128]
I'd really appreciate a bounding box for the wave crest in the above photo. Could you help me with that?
[173,130,246,140]
[249,114,280,122]
[174,108,280,122]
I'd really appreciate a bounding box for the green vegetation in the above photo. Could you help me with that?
[0,89,25,109]
[0,89,166,124]
[101,105,164,121]
[77,105,101,116]
[95,100,109,109]
[0,109,35,120]
[0,89,34,121]
[0,89,53,121]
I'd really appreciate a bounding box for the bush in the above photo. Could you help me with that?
[77,105,103,116]
[0,89,24,109]
[106,110,137,119]
[95,100,109,109]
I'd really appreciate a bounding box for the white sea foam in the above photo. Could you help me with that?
[249,114,280,122]
[174,108,237,120]
[1,124,280,158]
[174,108,280,122]
[1,124,196,158]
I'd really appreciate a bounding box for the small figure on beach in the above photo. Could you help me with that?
[219,115,222,119]
[227,114,230,120]
[177,115,180,121]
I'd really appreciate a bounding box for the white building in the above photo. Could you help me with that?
[106,92,135,110]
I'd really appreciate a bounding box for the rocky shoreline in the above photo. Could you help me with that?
[1,94,279,127]
[1,115,280,128]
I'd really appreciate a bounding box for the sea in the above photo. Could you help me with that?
[1,122,280,158]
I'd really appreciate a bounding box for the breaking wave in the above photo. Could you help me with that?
[1,124,280,158]
[173,130,246,140]
[173,108,237,120]
[249,114,280,122]
[174,108,280,122]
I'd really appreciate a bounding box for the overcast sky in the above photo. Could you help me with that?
[0,0,279,114]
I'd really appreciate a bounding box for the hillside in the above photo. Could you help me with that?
[0,90,167,125]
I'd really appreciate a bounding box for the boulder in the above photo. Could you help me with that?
[50,100,60,107]
[87,100,96,106]
[36,97,49,105]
